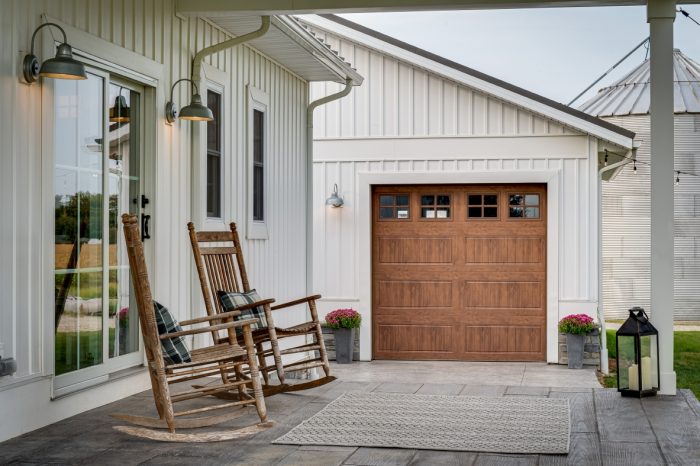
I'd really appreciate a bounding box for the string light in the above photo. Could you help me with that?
[676,171,681,185]
[604,149,608,167]
[607,150,700,183]
[633,158,637,174]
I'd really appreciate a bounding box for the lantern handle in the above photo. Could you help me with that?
[629,307,649,324]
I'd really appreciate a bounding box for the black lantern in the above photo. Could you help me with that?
[616,307,659,397]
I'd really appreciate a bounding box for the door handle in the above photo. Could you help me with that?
[141,214,151,241]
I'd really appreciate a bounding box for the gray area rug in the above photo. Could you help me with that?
[274,392,570,454]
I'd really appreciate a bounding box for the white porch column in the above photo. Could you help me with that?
[647,0,676,395]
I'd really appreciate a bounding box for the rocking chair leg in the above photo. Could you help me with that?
[266,326,286,385]
[309,299,332,377]
[233,364,247,400]
[256,342,270,385]
[243,329,268,423]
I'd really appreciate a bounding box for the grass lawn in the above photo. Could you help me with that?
[604,329,700,397]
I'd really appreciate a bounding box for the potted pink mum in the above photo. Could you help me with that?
[324,309,361,364]
[558,313,596,369]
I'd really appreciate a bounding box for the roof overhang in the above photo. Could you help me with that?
[302,14,635,149]
[175,0,695,15]
[176,8,363,85]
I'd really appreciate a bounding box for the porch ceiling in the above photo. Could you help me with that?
[193,14,363,84]
[176,0,697,15]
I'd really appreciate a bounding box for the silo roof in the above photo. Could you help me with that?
[579,49,700,117]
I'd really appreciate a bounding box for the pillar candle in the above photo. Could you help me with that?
[641,356,653,390]
[628,364,639,391]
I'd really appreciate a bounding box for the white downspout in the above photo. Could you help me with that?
[305,78,354,296]
[598,153,634,375]
[191,16,271,90]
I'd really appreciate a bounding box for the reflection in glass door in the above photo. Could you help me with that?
[54,69,144,386]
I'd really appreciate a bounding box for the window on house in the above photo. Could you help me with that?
[467,194,499,219]
[379,194,410,219]
[421,194,451,219]
[253,109,264,221]
[509,193,540,218]
[206,90,222,218]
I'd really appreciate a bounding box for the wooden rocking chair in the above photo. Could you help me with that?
[111,214,273,442]
[188,222,336,397]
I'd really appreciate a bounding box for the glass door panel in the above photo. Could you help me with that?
[54,69,145,387]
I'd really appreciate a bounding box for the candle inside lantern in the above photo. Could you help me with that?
[641,356,652,390]
[628,364,639,391]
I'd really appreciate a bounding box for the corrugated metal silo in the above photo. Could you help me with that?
[580,49,700,321]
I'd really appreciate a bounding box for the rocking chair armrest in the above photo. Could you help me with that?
[179,309,242,326]
[270,294,322,310]
[159,318,259,340]
[232,298,276,312]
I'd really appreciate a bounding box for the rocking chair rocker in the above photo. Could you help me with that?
[188,222,336,397]
[111,214,273,442]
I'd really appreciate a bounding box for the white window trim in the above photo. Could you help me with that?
[247,85,270,240]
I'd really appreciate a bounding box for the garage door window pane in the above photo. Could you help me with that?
[421,194,451,219]
[378,194,410,220]
[509,193,540,219]
[467,193,498,219]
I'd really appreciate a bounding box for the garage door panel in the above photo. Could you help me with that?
[462,326,542,353]
[377,280,452,308]
[458,311,544,326]
[375,324,453,353]
[378,237,452,264]
[464,237,545,264]
[462,281,543,309]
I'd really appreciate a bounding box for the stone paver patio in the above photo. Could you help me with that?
[1,362,699,465]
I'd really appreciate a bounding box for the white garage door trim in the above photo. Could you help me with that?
[357,169,561,363]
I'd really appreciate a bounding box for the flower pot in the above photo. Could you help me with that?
[333,328,355,364]
[566,333,585,369]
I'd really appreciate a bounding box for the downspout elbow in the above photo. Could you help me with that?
[307,78,354,126]
[191,16,271,89]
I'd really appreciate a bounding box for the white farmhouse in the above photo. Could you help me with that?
[301,15,636,364]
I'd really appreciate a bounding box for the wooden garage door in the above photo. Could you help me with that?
[372,184,546,361]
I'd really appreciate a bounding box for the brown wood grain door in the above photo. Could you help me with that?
[372,184,547,361]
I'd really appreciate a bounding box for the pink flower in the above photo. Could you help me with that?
[324,308,361,329]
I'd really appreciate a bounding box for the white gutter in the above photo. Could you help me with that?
[191,16,271,89]
[306,78,354,295]
[597,150,634,375]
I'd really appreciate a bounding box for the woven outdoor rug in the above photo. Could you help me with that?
[274,392,570,454]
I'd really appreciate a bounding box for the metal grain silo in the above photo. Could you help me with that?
[580,49,700,321]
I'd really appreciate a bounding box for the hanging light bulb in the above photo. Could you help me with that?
[676,171,681,186]
[633,159,637,174]
[604,149,608,167]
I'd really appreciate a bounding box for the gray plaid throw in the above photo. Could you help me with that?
[153,301,191,365]
[218,289,267,334]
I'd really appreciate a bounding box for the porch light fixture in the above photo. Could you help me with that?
[23,23,87,83]
[325,184,344,208]
[109,88,130,123]
[165,78,213,123]
[615,307,659,398]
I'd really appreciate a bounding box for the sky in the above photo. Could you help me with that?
[336,5,700,106]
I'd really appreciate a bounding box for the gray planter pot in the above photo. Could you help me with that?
[566,333,585,369]
[333,328,355,364]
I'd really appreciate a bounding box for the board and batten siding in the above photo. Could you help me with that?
[0,0,308,441]
[306,24,601,363]
[601,114,700,321]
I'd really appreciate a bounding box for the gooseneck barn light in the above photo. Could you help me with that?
[325,184,344,208]
[165,78,213,123]
[23,23,87,83]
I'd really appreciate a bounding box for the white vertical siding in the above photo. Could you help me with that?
[0,0,309,441]
[307,27,579,140]
[602,114,700,321]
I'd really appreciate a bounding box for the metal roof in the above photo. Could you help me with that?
[579,49,700,117]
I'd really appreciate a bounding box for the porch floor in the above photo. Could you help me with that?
[2,362,700,465]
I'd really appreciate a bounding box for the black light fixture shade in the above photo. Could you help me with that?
[165,78,214,123]
[110,94,130,123]
[23,23,87,83]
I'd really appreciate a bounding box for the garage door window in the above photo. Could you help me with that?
[379,194,410,219]
[509,193,540,219]
[467,194,499,219]
[421,195,451,219]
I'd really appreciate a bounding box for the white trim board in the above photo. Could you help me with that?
[302,15,634,149]
[356,170,561,363]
